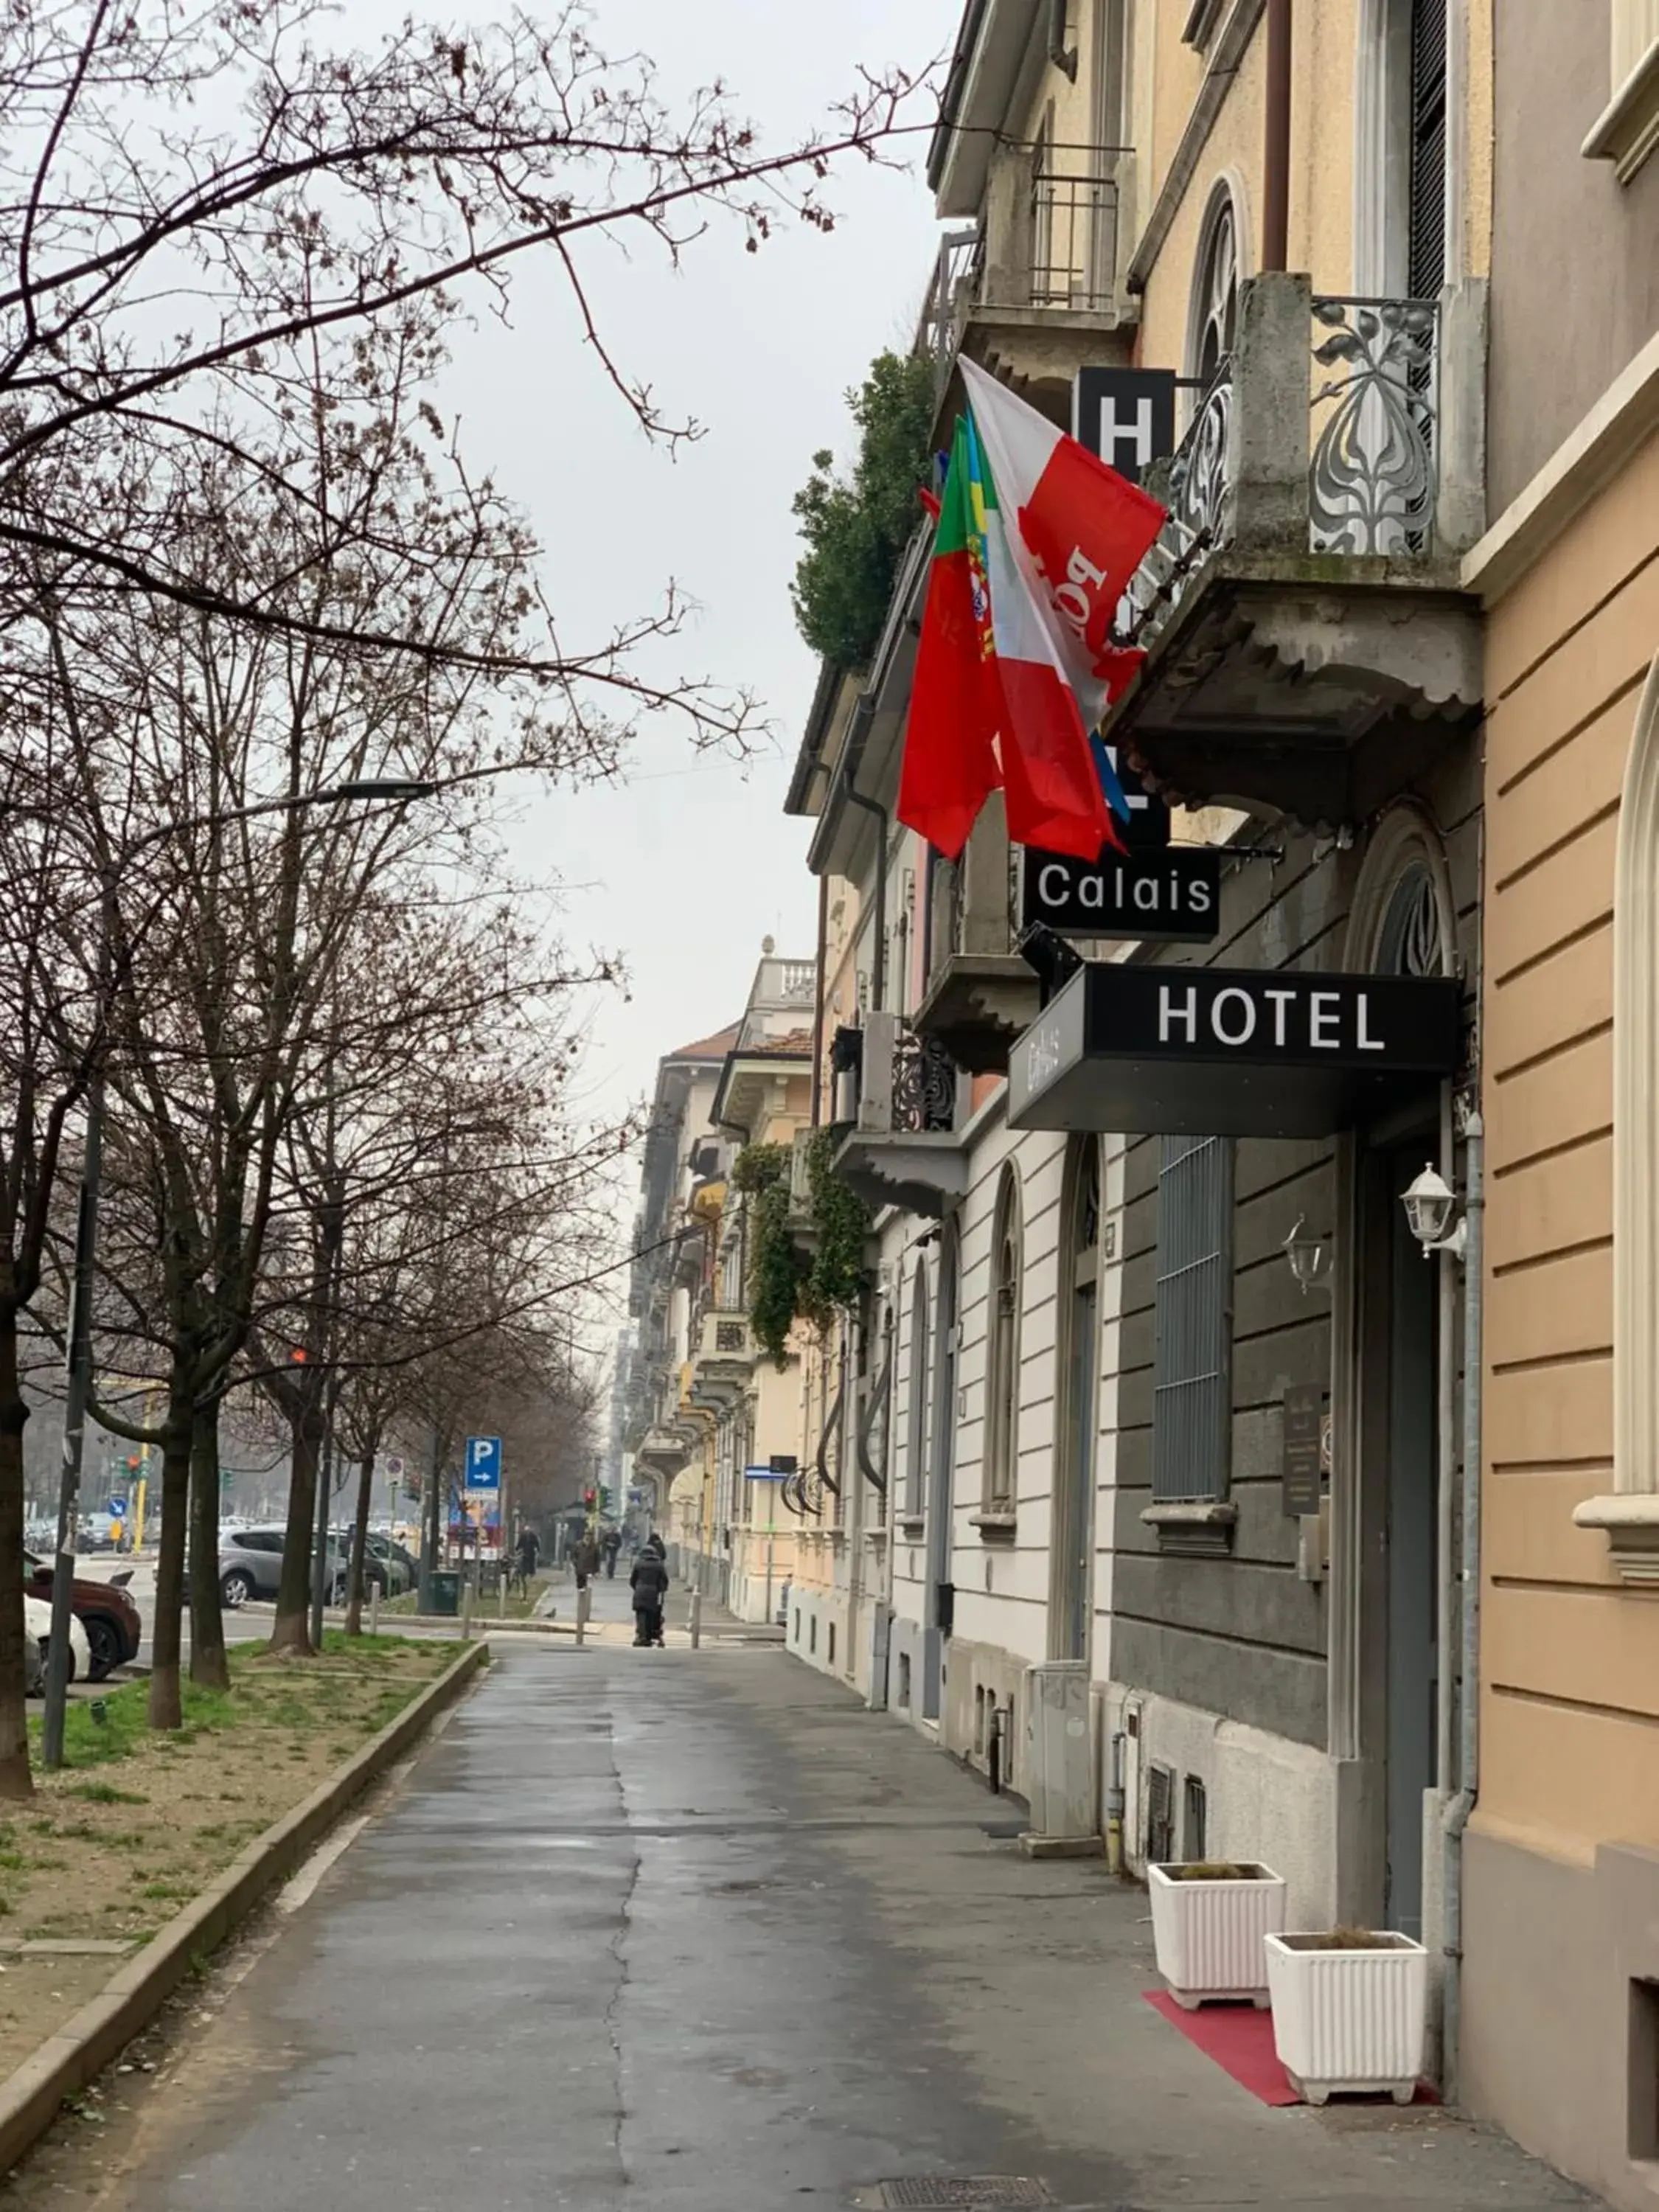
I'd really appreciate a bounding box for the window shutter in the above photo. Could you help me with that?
[1152,1135,1234,1502]
[1407,0,1448,301]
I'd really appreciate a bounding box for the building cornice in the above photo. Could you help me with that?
[1461,326,1659,606]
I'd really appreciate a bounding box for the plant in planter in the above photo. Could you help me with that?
[1148,1860,1287,2008]
[1264,1927,1428,2105]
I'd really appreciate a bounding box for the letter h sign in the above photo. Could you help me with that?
[1072,368,1177,487]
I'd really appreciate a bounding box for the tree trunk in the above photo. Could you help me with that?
[0,1313,33,1798]
[345,1433,379,1638]
[270,1394,321,1657]
[188,1397,229,1691]
[147,1395,192,1729]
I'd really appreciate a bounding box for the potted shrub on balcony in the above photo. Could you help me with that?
[1264,1928,1428,2104]
[1148,1860,1287,2008]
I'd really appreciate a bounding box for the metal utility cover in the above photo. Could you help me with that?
[1008,961,1462,1138]
[875,2182,1052,2208]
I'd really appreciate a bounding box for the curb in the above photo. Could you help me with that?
[0,1638,490,2178]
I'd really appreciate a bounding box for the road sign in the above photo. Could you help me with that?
[746,1464,793,1482]
[385,1454,406,1478]
[464,1435,503,1493]
[106,1495,126,1517]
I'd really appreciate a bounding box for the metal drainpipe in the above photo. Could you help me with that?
[1436,1080,1456,1797]
[1047,0,1077,78]
[841,693,888,1012]
[1441,1107,1484,2100]
[1262,0,1293,272]
[810,871,830,1125]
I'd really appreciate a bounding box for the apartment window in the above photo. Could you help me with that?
[983,1169,1023,1520]
[1152,1136,1234,1503]
[1189,182,1239,387]
[904,1261,930,1520]
[1585,1,1659,181]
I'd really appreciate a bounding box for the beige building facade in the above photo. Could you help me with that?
[1459,3,1659,2199]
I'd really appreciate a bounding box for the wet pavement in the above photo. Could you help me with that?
[8,1579,1591,2212]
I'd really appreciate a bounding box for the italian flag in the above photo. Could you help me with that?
[897,358,1166,863]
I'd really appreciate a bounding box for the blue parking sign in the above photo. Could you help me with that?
[464,1436,502,1492]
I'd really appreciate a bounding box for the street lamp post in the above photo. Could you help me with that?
[41,776,437,1767]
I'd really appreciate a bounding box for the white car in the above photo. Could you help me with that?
[23,1595,91,1695]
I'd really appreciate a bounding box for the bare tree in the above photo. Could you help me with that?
[0,2,931,709]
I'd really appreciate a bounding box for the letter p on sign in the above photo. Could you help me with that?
[465,1435,502,1492]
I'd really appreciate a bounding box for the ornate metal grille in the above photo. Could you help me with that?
[1378,863,1445,978]
[714,1320,746,1354]
[892,1029,956,1134]
[1310,296,1439,555]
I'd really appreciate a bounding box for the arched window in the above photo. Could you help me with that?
[984,1169,1023,1519]
[1576,656,1659,1575]
[904,1261,930,1521]
[1189,181,1241,386]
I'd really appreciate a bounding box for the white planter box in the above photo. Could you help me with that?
[1265,1932,1428,2104]
[1149,1863,1287,2007]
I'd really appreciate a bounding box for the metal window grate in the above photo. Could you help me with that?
[1183,1773,1208,1863]
[1152,1135,1234,1501]
[877,2182,1052,2208]
[1146,1762,1175,1865]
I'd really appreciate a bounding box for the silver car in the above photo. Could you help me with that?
[218,1525,347,1609]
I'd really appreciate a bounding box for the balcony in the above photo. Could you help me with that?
[920,142,1135,423]
[1106,272,1485,827]
[832,1010,967,1220]
[911,795,1040,1077]
[688,1306,754,1413]
[636,1425,695,1477]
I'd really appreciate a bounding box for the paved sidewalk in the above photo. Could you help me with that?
[15,1640,1590,2212]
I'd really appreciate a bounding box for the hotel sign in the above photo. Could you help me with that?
[1020,845,1221,942]
[1008,962,1463,1138]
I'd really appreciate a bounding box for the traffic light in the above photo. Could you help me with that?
[125,1455,141,1472]
[582,1487,596,1507]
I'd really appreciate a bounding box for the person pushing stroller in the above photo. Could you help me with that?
[630,1536,669,1648]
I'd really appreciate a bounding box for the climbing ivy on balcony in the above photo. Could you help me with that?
[799,1129,872,1325]
[790,349,936,670]
[734,1136,873,1366]
[735,1144,801,1368]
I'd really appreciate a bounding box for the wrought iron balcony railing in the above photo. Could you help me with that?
[1123,284,1445,647]
[917,145,1130,401]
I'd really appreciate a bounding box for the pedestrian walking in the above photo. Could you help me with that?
[602,1527,622,1579]
[572,1531,600,1590]
[515,1525,540,1595]
[630,1541,669,1647]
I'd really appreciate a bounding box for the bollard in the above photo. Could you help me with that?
[461,1578,473,1643]
[689,1590,703,1651]
[498,1573,507,1621]
[369,1579,380,1637]
[575,1583,591,1648]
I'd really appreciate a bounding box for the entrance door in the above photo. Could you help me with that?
[923,1234,959,1721]
[1383,1144,1439,1938]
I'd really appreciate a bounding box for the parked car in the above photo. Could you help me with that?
[24,1553,142,1681]
[218,1526,349,1608]
[23,1593,92,1691]
[364,1532,415,1595]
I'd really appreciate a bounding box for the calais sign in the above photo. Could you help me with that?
[1009,962,1462,1138]
[1020,844,1220,942]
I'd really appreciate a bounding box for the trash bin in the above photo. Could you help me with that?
[429,1570,461,1616]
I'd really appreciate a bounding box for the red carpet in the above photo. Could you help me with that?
[1142,1991,1439,2108]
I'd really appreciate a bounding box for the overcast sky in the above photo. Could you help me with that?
[437,0,959,1139]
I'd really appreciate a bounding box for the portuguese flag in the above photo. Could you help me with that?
[894,414,1001,862]
[896,359,1166,863]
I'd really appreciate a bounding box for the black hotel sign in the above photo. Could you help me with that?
[1008,962,1463,1139]
[1020,845,1220,942]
